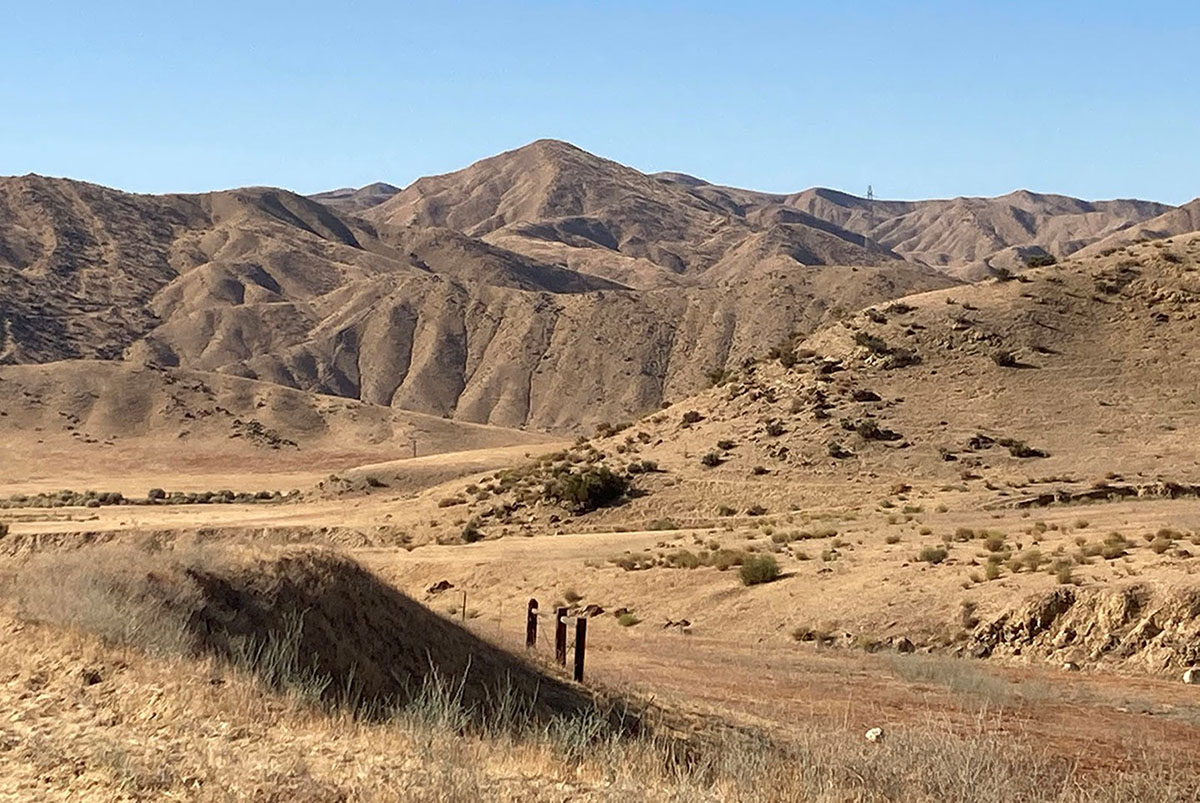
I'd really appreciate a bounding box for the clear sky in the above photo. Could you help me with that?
[3,1,1197,203]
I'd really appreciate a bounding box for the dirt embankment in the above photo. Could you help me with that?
[968,584,1200,673]
[9,545,608,724]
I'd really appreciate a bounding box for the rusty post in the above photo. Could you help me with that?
[525,598,538,648]
[555,606,568,666]
[573,616,587,682]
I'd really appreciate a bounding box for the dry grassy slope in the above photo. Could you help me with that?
[593,233,1200,510]
[660,177,1170,278]
[369,139,905,288]
[0,361,549,485]
[259,263,952,432]
[0,175,206,363]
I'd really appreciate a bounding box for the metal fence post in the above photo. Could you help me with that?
[526,598,538,648]
[573,617,587,682]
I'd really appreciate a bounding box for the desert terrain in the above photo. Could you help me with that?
[2,142,1200,800]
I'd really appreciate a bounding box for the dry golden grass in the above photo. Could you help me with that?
[3,542,1200,801]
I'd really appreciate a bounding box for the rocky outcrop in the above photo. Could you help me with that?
[967,585,1200,672]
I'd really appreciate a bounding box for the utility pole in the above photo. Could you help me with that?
[864,185,876,248]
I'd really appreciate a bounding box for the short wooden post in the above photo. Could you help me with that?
[554,606,568,666]
[461,590,467,623]
[573,617,587,682]
[525,598,538,648]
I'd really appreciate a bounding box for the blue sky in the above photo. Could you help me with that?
[2,1,1197,203]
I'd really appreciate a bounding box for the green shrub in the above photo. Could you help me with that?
[997,437,1048,458]
[706,368,733,387]
[681,410,704,425]
[991,350,1018,367]
[739,554,780,586]
[918,545,949,565]
[544,465,630,513]
[854,331,889,354]
[711,549,746,571]
[700,451,724,467]
[745,504,767,516]
[1018,548,1047,572]
[1051,559,1075,585]
[616,612,641,627]
[717,505,736,517]
[665,549,701,569]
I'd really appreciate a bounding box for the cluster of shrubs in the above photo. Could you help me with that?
[543,465,631,513]
[852,331,921,369]
[1,488,294,509]
[593,421,632,439]
[479,447,638,514]
[146,488,293,505]
[609,547,781,586]
[966,433,1048,458]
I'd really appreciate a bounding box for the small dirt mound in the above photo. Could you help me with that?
[968,584,1200,671]
[12,545,607,725]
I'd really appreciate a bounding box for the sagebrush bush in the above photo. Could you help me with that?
[739,554,780,586]
[918,545,949,564]
[710,549,746,571]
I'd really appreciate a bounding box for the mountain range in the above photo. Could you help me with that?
[2,139,1196,436]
